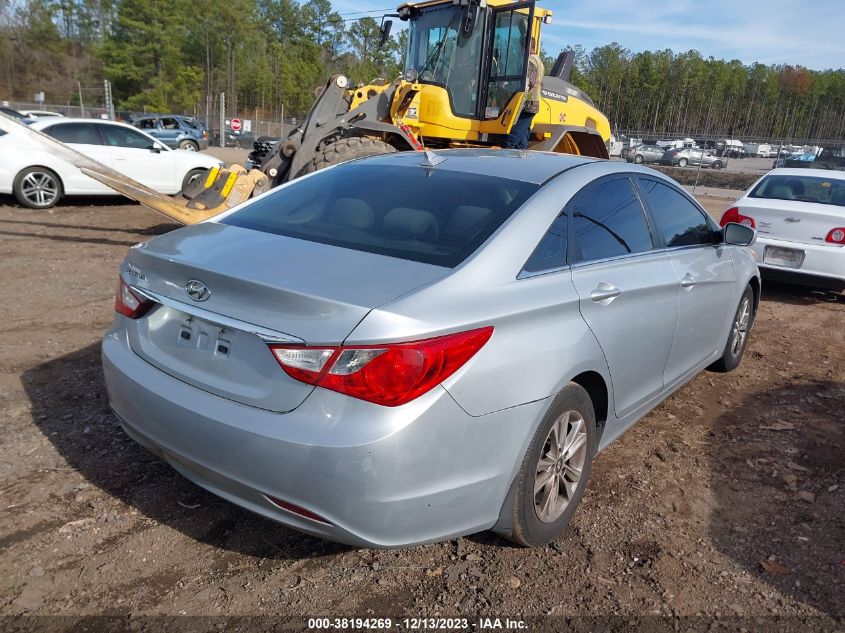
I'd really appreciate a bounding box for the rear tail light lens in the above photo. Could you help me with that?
[269,327,494,407]
[825,227,845,244]
[114,277,153,318]
[719,207,756,229]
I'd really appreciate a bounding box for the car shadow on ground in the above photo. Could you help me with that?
[708,379,844,618]
[0,216,182,236]
[0,194,136,209]
[21,342,352,562]
[760,280,843,306]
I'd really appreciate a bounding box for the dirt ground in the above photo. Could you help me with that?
[0,193,842,631]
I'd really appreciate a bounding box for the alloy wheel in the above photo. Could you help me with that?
[21,171,59,207]
[730,297,751,357]
[533,410,587,523]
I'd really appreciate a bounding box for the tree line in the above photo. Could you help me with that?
[1,0,843,143]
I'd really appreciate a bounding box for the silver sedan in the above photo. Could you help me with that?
[102,149,760,548]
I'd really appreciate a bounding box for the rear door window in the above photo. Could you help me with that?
[44,122,101,145]
[637,178,714,247]
[222,162,539,267]
[135,118,157,130]
[100,125,155,149]
[569,177,654,263]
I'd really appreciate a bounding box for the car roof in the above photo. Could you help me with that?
[29,118,131,129]
[356,148,598,185]
[766,168,845,180]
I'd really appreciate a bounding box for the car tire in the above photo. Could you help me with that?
[710,285,755,373]
[180,168,208,194]
[502,383,597,547]
[179,140,199,152]
[13,166,63,209]
[297,136,396,177]
[712,161,722,170]
[634,154,644,164]
[678,158,688,167]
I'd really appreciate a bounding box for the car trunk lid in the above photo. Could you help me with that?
[739,198,845,246]
[122,222,447,412]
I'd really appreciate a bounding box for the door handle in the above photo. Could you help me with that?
[590,282,622,303]
[680,274,697,288]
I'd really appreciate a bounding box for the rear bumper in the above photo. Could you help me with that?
[751,235,845,289]
[102,321,546,547]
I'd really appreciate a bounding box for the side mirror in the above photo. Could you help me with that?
[378,20,393,48]
[723,222,755,246]
[148,145,161,153]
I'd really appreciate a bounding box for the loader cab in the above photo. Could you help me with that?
[401,0,537,127]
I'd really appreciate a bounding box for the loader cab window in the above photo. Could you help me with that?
[404,5,487,117]
[483,6,532,120]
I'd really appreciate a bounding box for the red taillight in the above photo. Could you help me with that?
[114,277,153,318]
[269,327,494,407]
[825,227,845,244]
[719,206,756,229]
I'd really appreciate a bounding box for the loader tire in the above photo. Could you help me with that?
[297,137,397,177]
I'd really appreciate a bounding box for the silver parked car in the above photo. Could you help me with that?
[661,147,725,169]
[625,144,665,164]
[102,150,760,548]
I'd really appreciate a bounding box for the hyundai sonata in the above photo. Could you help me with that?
[102,150,760,547]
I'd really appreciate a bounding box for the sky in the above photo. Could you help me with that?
[334,0,845,71]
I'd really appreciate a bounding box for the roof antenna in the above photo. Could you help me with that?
[422,150,446,168]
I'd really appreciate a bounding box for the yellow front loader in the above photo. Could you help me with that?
[0,0,611,226]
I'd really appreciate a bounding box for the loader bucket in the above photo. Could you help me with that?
[0,116,266,224]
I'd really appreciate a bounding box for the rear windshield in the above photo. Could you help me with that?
[222,162,539,267]
[750,175,845,207]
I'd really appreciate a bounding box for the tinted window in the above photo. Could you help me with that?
[222,163,539,267]
[100,125,155,149]
[638,178,713,247]
[523,212,567,273]
[570,177,653,263]
[44,122,101,145]
[750,174,845,207]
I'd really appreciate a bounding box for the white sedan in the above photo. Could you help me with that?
[0,118,221,209]
[720,168,845,291]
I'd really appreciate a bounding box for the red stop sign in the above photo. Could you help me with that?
[230,118,241,132]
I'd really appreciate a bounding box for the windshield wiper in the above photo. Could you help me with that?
[418,13,459,78]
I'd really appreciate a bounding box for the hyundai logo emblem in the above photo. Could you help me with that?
[185,280,211,302]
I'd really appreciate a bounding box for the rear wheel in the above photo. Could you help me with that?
[503,383,597,547]
[13,166,62,209]
[710,285,754,372]
[678,158,688,167]
[297,136,396,177]
[179,140,199,151]
[634,154,644,164]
